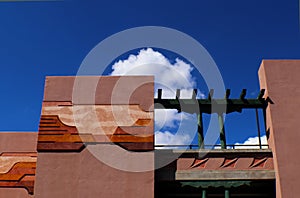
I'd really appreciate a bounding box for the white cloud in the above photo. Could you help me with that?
[110,48,200,98]
[234,135,268,149]
[110,48,200,148]
[154,109,192,130]
[154,110,197,148]
[155,131,191,146]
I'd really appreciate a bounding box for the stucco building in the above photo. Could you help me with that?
[0,60,299,198]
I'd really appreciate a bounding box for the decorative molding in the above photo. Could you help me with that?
[178,151,274,171]
[38,77,154,152]
[176,170,275,180]
[220,158,238,168]
[38,112,154,151]
[37,115,85,152]
[190,158,209,168]
[0,153,37,195]
[250,157,268,168]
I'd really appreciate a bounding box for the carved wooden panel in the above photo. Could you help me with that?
[177,152,274,171]
[38,76,154,152]
[0,152,37,194]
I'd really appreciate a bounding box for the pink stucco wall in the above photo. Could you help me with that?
[0,132,37,152]
[259,60,300,198]
[35,148,154,198]
[0,132,37,197]
[34,76,154,198]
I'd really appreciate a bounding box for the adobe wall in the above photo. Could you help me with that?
[0,132,37,152]
[35,148,154,198]
[259,60,300,198]
[34,76,154,198]
[0,132,37,197]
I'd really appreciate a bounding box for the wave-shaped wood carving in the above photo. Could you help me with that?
[38,115,85,152]
[38,113,154,152]
[0,153,37,195]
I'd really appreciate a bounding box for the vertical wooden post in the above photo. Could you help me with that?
[255,108,262,149]
[176,89,180,99]
[225,189,230,198]
[198,112,204,149]
[202,189,207,198]
[157,89,162,99]
[218,113,226,149]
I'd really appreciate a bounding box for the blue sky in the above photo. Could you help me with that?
[0,0,299,146]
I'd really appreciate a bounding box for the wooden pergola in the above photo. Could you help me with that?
[154,89,268,149]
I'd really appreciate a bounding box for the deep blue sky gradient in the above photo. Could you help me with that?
[0,0,299,143]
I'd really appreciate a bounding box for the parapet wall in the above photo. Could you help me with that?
[0,132,37,197]
[0,76,154,198]
[259,60,300,198]
[34,76,154,198]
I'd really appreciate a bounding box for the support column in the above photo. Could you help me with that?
[225,189,230,198]
[218,113,226,149]
[198,112,204,149]
[202,189,206,198]
[255,108,262,149]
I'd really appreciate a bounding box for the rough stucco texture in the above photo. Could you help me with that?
[259,60,300,198]
[0,132,37,197]
[35,76,154,198]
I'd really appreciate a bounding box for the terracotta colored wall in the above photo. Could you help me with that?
[0,132,37,152]
[34,76,154,198]
[0,188,33,198]
[35,149,154,198]
[0,132,37,197]
[259,60,300,198]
